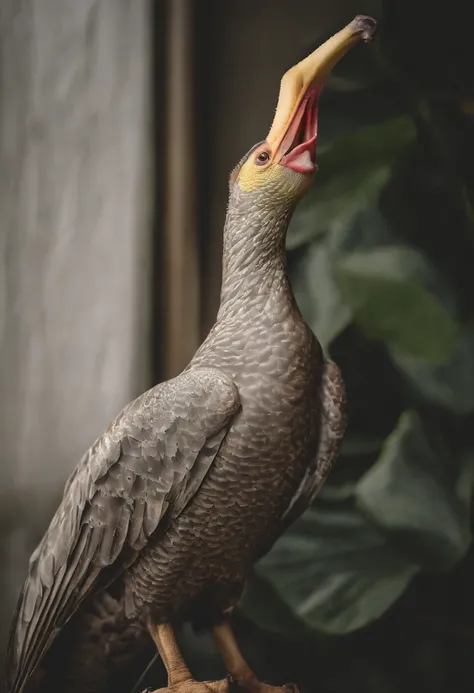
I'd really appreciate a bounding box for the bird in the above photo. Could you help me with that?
[4,15,376,693]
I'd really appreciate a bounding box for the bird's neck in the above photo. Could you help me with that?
[218,192,296,320]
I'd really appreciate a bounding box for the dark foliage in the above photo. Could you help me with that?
[232,3,474,691]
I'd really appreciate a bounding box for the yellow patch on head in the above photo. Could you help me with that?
[231,140,310,203]
[236,152,283,193]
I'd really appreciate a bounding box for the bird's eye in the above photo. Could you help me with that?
[255,151,270,165]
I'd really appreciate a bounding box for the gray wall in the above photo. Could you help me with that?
[0,0,153,653]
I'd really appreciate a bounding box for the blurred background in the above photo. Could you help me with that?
[1,1,474,691]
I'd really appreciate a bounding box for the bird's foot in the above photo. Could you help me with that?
[148,678,229,693]
[229,676,299,693]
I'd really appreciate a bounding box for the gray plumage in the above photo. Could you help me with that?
[5,155,346,693]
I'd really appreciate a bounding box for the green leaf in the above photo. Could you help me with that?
[390,328,474,414]
[287,165,392,249]
[287,116,416,249]
[356,411,472,571]
[291,240,352,350]
[239,572,312,638]
[316,116,416,183]
[340,433,384,457]
[334,246,458,363]
[256,504,418,635]
[327,204,394,257]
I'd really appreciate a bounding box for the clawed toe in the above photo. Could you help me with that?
[282,684,299,693]
[204,679,230,693]
[148,678,229,693]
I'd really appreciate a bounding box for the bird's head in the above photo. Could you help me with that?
[231,16,377,206]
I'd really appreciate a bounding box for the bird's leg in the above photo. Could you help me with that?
[148,623,228,693]
[149,623,193,686]
[213,621,298,693]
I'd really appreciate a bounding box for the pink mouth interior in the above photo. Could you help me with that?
[279,83,321,174]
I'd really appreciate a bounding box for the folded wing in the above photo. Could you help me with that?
[5,367,240,693]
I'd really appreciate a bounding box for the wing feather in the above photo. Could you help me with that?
[281,359,347,529]
[6,367,239,693]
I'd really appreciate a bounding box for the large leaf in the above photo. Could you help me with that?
[315,116,415,184]
[287,165,391,249]
[239,572,312,638]
[291,240,352,350]
[334,246,458,363]
[287,116,416,249]
[255,503,418,636]
[390,328,474,414]
[327,204,394,257]
[356,411,472,571]
[340,433,384,458]
[290,203,397,351]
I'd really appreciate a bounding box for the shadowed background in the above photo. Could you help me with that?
[1,1,474,691]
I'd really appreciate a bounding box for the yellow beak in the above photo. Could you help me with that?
[266,15,377,167]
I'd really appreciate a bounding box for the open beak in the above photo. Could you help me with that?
[267,15,377,174]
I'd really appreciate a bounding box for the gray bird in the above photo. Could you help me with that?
[5,16,376,693]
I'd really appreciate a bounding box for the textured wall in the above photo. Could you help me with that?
[0,0,153,654]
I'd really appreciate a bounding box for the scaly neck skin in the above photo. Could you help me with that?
[217,184,297,321]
